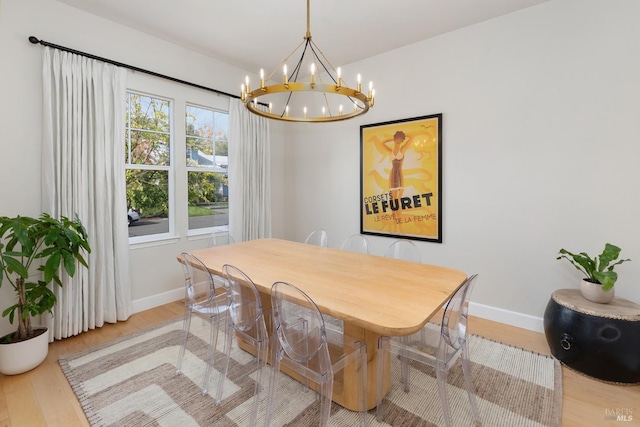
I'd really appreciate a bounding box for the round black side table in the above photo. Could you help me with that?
[543,289,640,384]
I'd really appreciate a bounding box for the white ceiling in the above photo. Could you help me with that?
[55,0,548,74]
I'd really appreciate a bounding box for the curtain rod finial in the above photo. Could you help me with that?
[29,36,40,44]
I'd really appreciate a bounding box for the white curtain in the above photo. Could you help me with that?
[228,98,271,241]
[41,47,132,341]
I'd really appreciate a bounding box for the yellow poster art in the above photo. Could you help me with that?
[360,114,442,242]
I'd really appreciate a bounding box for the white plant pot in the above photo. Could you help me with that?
[580,279,615,304]
[0,327,49,375]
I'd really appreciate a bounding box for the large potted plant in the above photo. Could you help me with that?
[0,213,90,374]
[557,243,630,303]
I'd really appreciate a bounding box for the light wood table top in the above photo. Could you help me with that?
[187,238,468,337]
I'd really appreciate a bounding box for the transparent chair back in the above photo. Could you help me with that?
[304,229,328,247]
[266,281,367,427]
[376,274,480,427]
[208,230,235,247]
[209,264,268,426]
[384,239,421,262]
[340,234,370,254]
[175,252,228,393]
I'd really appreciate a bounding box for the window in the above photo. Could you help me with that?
[124,81,230,242]
[125,92,172,237]
[185,105,229,230]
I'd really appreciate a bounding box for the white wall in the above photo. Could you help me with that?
[277,0,640,330]
[1,0,638,337]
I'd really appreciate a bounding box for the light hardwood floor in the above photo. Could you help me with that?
[0,302,638,426]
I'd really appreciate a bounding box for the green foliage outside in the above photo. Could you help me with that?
[188,205,223,217]
[125,94,229,218]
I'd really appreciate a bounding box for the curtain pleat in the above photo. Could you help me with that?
[228,99,271,241]
[41,47,132,341]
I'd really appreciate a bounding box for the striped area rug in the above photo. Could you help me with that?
[59,317,562,426]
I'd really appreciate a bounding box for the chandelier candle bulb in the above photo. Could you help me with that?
[283,64,288,85]
[339,105,343,115]
[310,63,316,87]
[357,73,362,93]
[368,81,373,99]
[245,76,250,94]
[285,105,289,117]
[260,68,265,89]
[269,103,273,113]
[337,67,342,87]
[241,84,246,101]
[303,107,307,118]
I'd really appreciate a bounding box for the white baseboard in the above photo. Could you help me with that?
[132,288,184,314]
[469,301,544,333]
[132,292,545,334]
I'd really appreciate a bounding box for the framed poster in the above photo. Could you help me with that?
[360,113,442,242]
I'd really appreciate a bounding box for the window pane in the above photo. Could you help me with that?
[187,171,228,230]
[186,136,213,167]
[130,130,170,166]
[129,94,170,133]
[126,93,171,165]
[126,169,170,237]
[186,105,214,136]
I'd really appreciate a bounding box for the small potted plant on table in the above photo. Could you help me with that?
[0,213,90,375]
[557,243,630,303]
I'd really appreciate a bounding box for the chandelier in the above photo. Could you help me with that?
[240,0,375,123]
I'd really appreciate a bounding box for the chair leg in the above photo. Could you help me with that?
[201,315,221,396]
[400,335,410,392]
[435,363,452,427]
[264,350,282,427]
[319,375,334,426]
[175,310,192,376]
[214,323,234,402]
[358,343,368,427]
[249,338,268,426]
[461,345,482,426]
[376,337,388,422]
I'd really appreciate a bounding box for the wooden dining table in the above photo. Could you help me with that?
[183,238,467,411]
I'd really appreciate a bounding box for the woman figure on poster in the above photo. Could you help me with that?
[369,128,433,200]
[388,130,410,200]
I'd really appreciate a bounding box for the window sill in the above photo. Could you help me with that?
[129,234,180,250]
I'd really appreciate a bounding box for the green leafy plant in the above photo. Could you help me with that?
[557,243,630,291]
[0,214,90,342]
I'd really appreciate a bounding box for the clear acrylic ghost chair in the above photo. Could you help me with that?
[304,229,328,247]
[265,281,368,427]
[384,239,421,262]
[376,274,481,427]
[208,230,235,247]
[340,234,370,254]
[175,252,229,395]
[207,264,269,426]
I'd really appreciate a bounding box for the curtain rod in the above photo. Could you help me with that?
[28,36,252,103]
